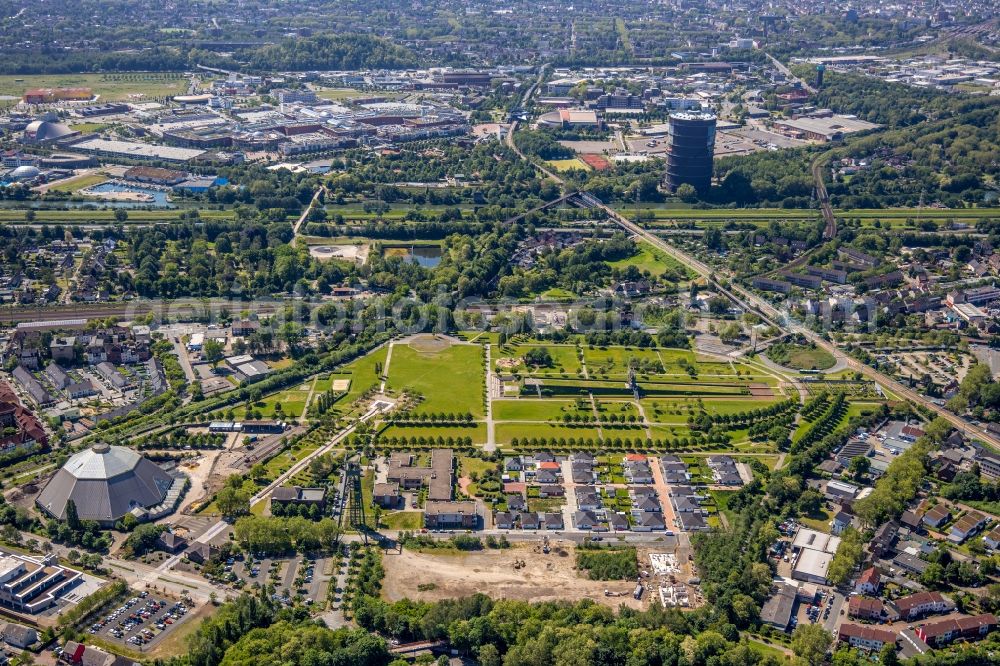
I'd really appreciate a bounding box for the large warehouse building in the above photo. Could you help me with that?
[665,111,716,194]
[35,444,185,526]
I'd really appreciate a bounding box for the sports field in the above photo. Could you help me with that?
[546,158,591,172]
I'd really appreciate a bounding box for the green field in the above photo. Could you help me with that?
[235,390,310,419]
[67,122,109,133]
[766,345,836,371]
[584,346,669,377]
[614,204,1000,231]
[46,173,108,193]
[323,203,477,221]
[387,341,485,417]
[0,72,188,107]
[382,511,423,529]
[608,240,694,278]
[499,343,583,376]
[493,399,592,422]
[338,345,389,406]
[379,424,487,444]
[642,398,778,419]
[497,423,606,444]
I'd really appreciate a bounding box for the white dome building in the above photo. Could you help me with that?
[36,444,183,526]
[9,165,40,181]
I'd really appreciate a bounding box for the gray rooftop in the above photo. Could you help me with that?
[36,444,174,524]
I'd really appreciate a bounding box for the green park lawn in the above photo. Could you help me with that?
[338,346,389,406]
[496,423,605,445]
[382,511,424,530]
[608,240,694,278]
[766,345,836,371]
[235,390,310,419]
[493,399,591,422]
[379,424,487,444]
[387,342,485,417]
[500,343,582,376]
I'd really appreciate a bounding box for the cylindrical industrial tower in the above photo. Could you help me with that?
[665,112,716,194]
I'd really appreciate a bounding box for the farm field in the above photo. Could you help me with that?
[386,339,485,417]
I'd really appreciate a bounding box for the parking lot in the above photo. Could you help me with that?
[225,553,332,605]
[86,591,192,651]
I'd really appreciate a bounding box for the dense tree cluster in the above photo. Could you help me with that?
[232,515,341,555]
[242,34,418,71]
[575,544,639,580]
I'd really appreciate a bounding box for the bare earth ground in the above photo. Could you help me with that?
[170,450,222,514]
[381,544,645,609]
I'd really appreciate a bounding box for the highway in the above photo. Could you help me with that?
[505,66,565,185]
[765,52,816,94]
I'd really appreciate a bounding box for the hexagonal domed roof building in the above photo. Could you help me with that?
[36,444,175,526]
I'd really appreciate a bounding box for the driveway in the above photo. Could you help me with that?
[559,458,578,532]
[649,456,678,533]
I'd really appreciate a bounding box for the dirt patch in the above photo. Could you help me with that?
[457,476,473,495]
[308,244,368,264]
[171,450,221,514]
[407,334,454,354]
[748,384,774,397]
[381,544,645,609]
